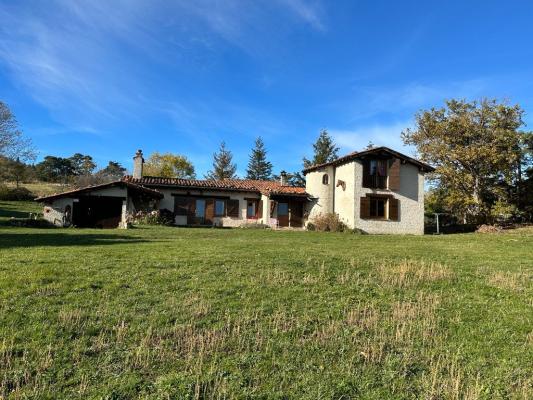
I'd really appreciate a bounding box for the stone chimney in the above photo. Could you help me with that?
[280,170,288,186]
[133,149,144,179]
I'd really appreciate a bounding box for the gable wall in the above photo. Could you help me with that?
[333,161,356,228]
[353,161,424,234]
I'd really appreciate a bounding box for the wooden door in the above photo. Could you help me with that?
[277,202,289,227]
[289,201,303,227]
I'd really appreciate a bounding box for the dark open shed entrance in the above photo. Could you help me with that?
[72,196,124,228]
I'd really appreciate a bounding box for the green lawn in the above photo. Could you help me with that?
[0,201,531,399]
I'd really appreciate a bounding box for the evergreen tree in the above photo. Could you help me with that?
[246,137,273,180]
[303,129,339,168]
[205,141,237,180]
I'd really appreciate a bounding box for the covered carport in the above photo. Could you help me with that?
[36,181,163,228]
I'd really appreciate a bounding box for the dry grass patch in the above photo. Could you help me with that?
[378,259,453,287]
[487,270,531,292]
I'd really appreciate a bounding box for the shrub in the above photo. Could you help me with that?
[308,213,347,232]
[129,209,174,226]
[0,184,36,201]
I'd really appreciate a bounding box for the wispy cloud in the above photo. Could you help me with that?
[0,0,326,135]
[277,0,325,31]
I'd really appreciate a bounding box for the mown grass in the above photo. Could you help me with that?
[0,201,531,399]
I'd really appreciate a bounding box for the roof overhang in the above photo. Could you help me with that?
[35,181,163,202]
[303,146,435,174]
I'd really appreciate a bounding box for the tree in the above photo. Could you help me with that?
[402,98,531,223]
[0,156,32,187]
[35,156,75,183]
[303,129,339,168]
[95,161,127,182]
[246,137,273,180]
[143,152,196,179]
[205,142,237,180]
[69,153,96,176]
[0,101,35,161]
[272,171,306,187]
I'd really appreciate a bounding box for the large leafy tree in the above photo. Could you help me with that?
[95,161,127,182]
[35,156,75,183]
[303,129,339,168]
[205,142,237,180]
[0,101,35,161]
[144,152,196,179]
[69,153,96,176]
[246,137,273,180]
[402,98,531,223]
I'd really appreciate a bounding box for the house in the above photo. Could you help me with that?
[303,146,434,234]
[37,147,433,234]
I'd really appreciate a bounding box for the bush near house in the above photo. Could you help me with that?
[0,201,531,399]
[307,212,348,232]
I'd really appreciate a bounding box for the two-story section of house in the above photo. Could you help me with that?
[303,147,434,235]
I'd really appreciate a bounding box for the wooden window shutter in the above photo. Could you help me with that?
[186,198,196,225]
[388,158,401,191]
[362,159,371,188]
[257,200,263,218]
[174,197,188,216]
[227,199,240,217]
[360,197,370,219]
[205,199,215,224]
[389,198,399,221]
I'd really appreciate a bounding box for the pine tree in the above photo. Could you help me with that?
[205,141,237,180]
[246,137,273,180]
[303,129,339,168]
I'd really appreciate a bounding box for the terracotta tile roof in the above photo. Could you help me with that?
[302,146,435,174]
[35,180,164,202]
[122,176,307,197]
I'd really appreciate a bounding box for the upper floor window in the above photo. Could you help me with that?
[322,174,329,185]
[363,159,388,189]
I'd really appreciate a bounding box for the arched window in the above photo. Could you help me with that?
[322,174,329,185]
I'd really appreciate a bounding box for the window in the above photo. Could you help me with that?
[322,174,329,185]
[363,159,388,189]
[277,202,288,216]
[369,197,386,218]
[215,199,225,216]
[247,200,257,219]
[195,199,205,222]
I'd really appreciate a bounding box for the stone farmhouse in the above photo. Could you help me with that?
[37,147,433,234]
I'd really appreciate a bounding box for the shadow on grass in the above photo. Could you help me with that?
[0,232,147,249]
[0,208,31,219]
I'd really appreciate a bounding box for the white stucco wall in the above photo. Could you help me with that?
[155,188,263,227]
[333,161,356,228]
[354,161,425,235]
[305,166,335,221]
[42,197,74,227]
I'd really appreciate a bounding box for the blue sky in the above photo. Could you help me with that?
[1,0,533,176]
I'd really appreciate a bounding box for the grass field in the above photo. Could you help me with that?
[4,182,70,197]
[0,201,532,399]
